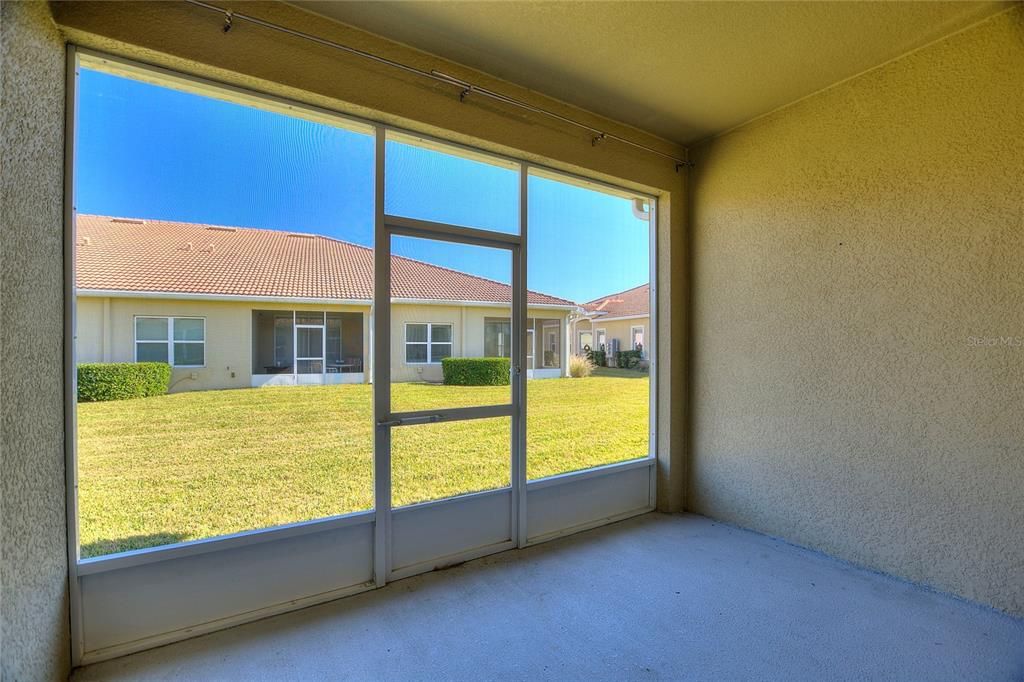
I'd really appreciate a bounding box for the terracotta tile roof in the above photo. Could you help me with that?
[75,215,574,307]
[583,283,649,318]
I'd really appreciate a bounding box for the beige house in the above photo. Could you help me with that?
[75,215,577,392]
[571,283,650,361]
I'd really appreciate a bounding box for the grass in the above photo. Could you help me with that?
[77,368,649,557]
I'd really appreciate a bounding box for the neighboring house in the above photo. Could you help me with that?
[75,215,577,392]
[571,283,650,360]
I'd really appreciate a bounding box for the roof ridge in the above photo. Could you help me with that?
[78,214,576,306]
[390,252,570,305]
[76,213,373,252]
[584,281,649,305]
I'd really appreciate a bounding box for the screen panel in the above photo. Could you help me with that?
[525,170,653,480]
[74,63,375,558]
[385,130,519,234]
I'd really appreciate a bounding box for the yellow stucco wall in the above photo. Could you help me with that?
[688,7,1024,616]
[390,304,569,382]
[76,297,569,389]
[574,317,650,357]
[76,297,371,392]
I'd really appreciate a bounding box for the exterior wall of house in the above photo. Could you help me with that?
[76,296,570,390]
[76,297,370,392]
[574,316,650,360]
[390,303,570,382]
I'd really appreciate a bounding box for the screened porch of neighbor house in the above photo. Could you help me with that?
[251,309,366,386]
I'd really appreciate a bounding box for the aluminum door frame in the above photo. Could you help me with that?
[372,128,529,584]
[65,48,657,664]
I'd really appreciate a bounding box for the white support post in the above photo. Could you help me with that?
[562,316,570,377]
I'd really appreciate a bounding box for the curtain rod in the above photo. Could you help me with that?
[183,0,691,172]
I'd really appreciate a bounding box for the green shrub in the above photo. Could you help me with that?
[615,350,643,370]
[78,362,172,402]
[587,348,607,367]
[441,357,510,386]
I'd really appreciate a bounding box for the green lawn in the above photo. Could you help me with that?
[77,369,649,557]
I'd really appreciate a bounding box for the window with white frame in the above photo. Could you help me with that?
[135,316,205,367]
[596,328,607,351]
[631,325,645,354]
[405,322,453,364]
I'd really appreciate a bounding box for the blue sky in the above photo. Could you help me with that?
[76,68,649,303]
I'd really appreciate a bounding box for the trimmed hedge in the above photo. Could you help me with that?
[615,350,644,370]
[441,357,510,386]
[78,362,172,402]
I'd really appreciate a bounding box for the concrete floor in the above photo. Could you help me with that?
[74,513,1024,681]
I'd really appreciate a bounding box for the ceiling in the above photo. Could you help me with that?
[293,1,1010,145]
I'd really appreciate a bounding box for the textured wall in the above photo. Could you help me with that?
[0,2,70,679]
[688,7,1024,616]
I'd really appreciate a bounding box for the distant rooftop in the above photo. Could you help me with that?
[74,215,575,307]
[583,283,650,318]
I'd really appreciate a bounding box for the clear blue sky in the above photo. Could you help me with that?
[76,68,649,303]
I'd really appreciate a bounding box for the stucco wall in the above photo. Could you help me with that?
[576,317,650,357]
[76,298,369,391]
[688,7,1024,615]
[75,297,568,388]
[389,304,568,382]
[0,2,70,679]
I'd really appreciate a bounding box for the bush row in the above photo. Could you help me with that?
[615,350,644,370]
[441,357,511,386]
[78,362,172,402]
[585,347,607,367]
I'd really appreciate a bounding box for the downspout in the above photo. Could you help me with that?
[101,297,111,362]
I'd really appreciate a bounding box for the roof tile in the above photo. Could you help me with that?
[583,283,649,318]
[75,215,574,307]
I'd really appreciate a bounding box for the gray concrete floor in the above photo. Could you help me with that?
[73,513,1024,681]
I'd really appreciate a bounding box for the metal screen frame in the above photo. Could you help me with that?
[65,46,660,665]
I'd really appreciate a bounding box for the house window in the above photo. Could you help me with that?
[134,316,205,367]
[405,323,453,364]
[485,317,512,357]
[631,325,645,353]
[578,330,593,352]
[596,328,607,351]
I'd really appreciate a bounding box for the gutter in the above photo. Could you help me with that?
[76,289,582,311]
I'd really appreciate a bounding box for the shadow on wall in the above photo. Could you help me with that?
[81,533,191,559]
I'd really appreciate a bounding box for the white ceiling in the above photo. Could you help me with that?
[294,1,1010,144]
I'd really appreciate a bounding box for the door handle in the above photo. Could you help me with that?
[377,414,443,427]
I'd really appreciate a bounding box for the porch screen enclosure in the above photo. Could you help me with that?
[68,49,657,664]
